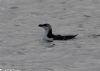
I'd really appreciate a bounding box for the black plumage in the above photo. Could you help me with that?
[38,23,77,41]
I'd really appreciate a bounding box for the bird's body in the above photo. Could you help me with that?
[51,34,77,40]
[38,23,77,42]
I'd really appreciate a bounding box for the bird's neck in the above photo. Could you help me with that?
[44,27,53,37]
[47,29,53,38]
[43,28,53,41]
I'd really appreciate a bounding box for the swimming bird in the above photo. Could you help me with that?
[38,23,78,42]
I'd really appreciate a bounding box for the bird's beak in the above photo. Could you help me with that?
[38,24,43,27]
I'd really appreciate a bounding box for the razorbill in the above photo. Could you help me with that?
[38,23,78,42]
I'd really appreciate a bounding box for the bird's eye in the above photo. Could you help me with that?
[39,24,50,27]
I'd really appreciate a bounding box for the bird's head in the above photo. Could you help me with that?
[38,23,52,30]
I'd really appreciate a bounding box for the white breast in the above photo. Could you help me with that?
[43,29,53,41]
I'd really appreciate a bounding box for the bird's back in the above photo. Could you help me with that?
[52,34,77,40]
